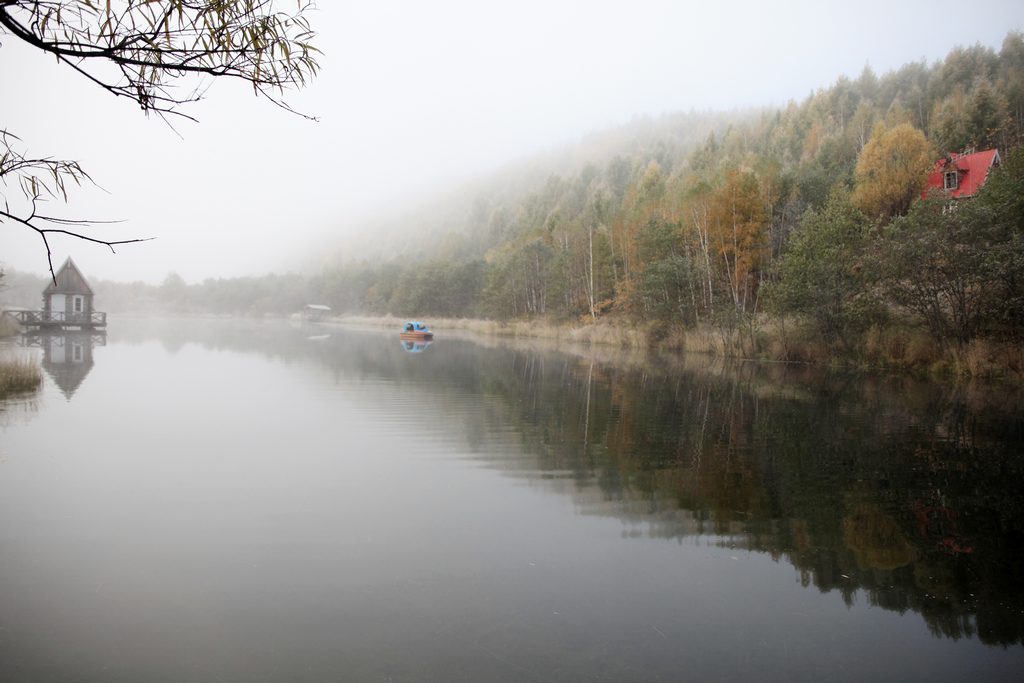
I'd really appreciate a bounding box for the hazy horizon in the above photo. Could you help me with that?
[2,0,1021,285]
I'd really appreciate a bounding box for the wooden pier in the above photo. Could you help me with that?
[3,310,107,330]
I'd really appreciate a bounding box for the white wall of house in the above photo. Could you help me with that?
[50,294,66,319]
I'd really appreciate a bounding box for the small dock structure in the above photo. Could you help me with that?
[302,304,332,322]
[2,258,106,330]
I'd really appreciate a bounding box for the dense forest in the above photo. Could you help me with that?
[5,34,1024,373]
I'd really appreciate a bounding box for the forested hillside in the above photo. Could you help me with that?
[9,34,1020,374]
[318,36,1020,312]
[307,33,1024,368]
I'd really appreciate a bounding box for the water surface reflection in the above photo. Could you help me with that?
[112,319,1024,646]
[0,318,1021,681]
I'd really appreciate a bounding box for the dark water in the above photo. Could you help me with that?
[1,319,1023,682]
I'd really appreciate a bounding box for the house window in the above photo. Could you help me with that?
[944,171,959,190]
[72,343,84,363]
[73,296,84,313]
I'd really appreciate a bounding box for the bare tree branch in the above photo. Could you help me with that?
[0,206,154,283]
[0,1,319,273]
[0,1,320,119]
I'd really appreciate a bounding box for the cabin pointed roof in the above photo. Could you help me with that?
[42,258,94,296]
[924,148,1001,199]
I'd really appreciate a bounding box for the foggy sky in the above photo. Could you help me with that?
[1,0,1021,284]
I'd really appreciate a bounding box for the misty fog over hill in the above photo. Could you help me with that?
[322,109,759,266]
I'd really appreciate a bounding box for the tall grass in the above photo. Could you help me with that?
[0,358,42,397]
[335,314,647,347]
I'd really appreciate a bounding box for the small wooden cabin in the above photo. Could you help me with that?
[1,259,105,330]
[40,258,104,328]
[302,304,332,322]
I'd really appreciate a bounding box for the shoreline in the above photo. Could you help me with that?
[327,313,1024,382]
[32,311,1020,382]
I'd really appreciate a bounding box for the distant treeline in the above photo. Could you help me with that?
[7,34,1024,373]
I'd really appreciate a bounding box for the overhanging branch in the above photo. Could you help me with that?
[0,2,319,274]
[0,207,154,283]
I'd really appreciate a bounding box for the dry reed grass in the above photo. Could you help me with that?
[950,339,1024,379]
[864,325,906,364]
[333,313,1024,380]
[905,333,942,369]
[0,358,42,397]
[334,314,648,348]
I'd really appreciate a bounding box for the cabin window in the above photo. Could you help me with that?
[73,296,84,313]
[72,343,83,363]
[944,171,959,190]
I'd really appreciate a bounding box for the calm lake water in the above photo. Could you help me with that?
[1,319,1023,682]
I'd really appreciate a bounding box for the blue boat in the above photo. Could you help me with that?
[399,321,434,341]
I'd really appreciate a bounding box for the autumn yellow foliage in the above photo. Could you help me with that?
[852,122,934,221]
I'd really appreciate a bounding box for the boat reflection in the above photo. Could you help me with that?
[401,339,433,353]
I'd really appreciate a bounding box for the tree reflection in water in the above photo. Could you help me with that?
[114,320,1024,647]
[478,352,1024,647]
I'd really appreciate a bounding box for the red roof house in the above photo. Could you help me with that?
[924,148,1001,199]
